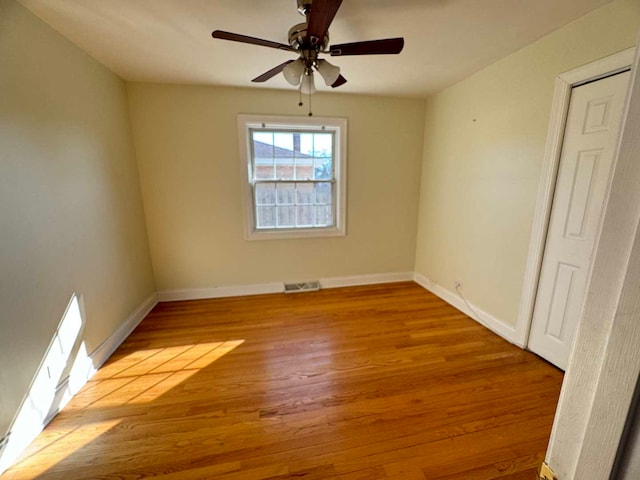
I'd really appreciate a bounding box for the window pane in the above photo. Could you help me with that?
[294,159,314,180]
[253,131,274,145]
[275,157,294,180]
[313,159,332,180]
[253,132,275,181]
[297,206,314,227]
[256,206,276,228]
[315,205,334,226]
[315,182,332,205]
[296,183,314,205]
[274,132,293,153]
[255,163,274,180]
[255,183,275,205]
[313,133,333,158]
[299,133,314,156]
[253,141,272,155]
[277,206,295,227]
[276,183,295,205]
[253,136,274,160]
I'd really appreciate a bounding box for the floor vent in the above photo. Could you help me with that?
[284,281,320,293]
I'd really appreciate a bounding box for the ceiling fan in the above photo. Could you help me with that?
[211,0,404,95]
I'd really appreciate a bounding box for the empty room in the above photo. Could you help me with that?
[2,0,640,479]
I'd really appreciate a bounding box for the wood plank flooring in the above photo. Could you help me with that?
[4,282,563,479]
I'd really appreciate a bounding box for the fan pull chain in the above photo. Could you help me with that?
[296,80,312,116]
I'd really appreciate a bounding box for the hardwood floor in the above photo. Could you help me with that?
[4,282,562,479]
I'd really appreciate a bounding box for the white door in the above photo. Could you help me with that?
[528,70,630,370]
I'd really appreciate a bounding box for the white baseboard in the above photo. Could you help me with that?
[413,273,516,343]
[158,282,284,302]
[90,292,158,369]
[157,272,414,302]
[320,272,414,289]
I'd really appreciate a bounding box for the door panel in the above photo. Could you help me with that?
[528,71,630,370]
[544,262,578,342]
[564,149,600,239]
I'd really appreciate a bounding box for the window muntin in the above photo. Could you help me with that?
[238,115,346,240]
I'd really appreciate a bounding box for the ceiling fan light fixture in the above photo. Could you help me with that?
[212,0,405,98]
[283,58,305,86]
[300,71,316,95]
[316,59,341,86]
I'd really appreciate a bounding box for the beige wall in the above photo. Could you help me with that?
[414,0,640,326]
[127,84,425,291]
[0,0,155,436]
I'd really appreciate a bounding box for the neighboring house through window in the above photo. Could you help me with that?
[237,114,347,240]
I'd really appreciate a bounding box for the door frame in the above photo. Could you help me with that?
[514,47,636,347]
[546,39,640,479]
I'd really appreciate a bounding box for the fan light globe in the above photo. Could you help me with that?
[316,59,341,86]
[301,72,316,95]
[283,59,305,86]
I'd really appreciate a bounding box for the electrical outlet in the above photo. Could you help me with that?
[454,280,463,289]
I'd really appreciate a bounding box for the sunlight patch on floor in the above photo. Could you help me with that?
[6,340,245,477]
[9,419,122,478]
[68,340,245,408]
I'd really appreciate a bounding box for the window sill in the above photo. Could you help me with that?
[245,225,346,241]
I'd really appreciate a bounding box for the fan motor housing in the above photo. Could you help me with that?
[288,22,328,51]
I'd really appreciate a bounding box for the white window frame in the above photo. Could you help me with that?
[237,114,347,240]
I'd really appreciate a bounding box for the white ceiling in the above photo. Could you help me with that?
[19,0,612,98]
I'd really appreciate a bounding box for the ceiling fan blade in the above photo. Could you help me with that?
[306,0,343,45]
[330,38,404,56]
[331,75,347,88]
[212,30,293,51]
[252,60,295,83]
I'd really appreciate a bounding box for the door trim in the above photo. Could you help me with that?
[514,47,635,347]
[547,41,640,479]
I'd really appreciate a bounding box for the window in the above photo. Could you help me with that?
[237,114,347,240]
